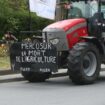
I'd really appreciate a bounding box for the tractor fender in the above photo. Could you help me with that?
[81,36,105,56]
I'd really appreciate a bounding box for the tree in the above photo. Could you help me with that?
[5,0,28,11]
[0,0,53,39]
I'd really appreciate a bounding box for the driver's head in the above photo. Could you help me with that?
[64,2,73,9]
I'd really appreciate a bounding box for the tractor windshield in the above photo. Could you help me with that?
[67,0,98,19]
[101,1,105,19]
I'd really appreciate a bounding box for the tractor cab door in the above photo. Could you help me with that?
[88,0,105,38]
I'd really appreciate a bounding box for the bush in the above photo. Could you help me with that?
[0,11,53,39]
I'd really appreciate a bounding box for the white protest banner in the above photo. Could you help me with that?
[29,0,57,20]
[29,0,38,12]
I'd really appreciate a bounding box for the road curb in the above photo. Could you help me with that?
[0,74,24,83]
[0,70,19,75]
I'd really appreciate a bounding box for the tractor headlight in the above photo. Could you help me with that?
[50,38,59,45]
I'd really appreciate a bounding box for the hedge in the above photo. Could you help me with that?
[0,11,53,39]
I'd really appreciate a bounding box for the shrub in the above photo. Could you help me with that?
[0,11,53,39]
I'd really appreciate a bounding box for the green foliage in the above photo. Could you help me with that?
[7,0,28,12]
[0,0,53,39]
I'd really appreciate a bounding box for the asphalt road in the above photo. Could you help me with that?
[0,72,105,105]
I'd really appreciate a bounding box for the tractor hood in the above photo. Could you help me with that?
[43,18,87,51]
[44,18,86,32]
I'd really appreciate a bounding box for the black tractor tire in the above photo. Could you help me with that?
[68,42,101,85]
[21,71,51,82]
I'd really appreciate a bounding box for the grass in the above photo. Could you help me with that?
[0,44,11,70]
[0,56,11,70]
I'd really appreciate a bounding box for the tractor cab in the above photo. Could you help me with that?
[60,0,104,19]
[60,0,105,38]
[58,0,99,20]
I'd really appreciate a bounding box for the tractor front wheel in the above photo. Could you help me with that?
[68,42,101,85]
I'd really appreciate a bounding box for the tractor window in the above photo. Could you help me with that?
[67,0,98,19]
[68,1,85,18]
[89,0,98,16]
[68,1,84,18]
[101,2,105,19]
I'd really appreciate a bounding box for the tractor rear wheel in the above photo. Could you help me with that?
[21,71,51,82]
[68,42,101,85]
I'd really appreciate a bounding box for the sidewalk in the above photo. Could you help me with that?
[0,74,24,83]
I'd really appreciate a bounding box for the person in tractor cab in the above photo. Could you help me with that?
[64,2,83,19]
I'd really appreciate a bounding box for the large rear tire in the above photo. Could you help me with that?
[68,42,101,85]
[21,71,51,82]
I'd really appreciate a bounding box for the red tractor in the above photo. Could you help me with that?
[10,0,105,85]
